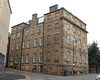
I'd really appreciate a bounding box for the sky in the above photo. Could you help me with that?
[9,0,100,47]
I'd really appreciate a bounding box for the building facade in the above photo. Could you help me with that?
[6,37,10,68]
[9,5,88,75]
[0,0,12,74]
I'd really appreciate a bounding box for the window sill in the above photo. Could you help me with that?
[26,62,29,64]
[33,62,37,64]
[33,46,38,48]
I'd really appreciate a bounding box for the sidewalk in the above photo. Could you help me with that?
[6,68,93,77]
[6,68,55,76]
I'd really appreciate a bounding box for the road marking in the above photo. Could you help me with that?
[26,76,30,80]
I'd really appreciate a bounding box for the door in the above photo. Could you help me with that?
[40,66,42,73]
[84,67,86,74]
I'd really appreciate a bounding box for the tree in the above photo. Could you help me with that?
[88,41,100,69]
[8,32,11,37]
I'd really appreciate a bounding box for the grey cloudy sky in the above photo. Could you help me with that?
[9,0,100,46]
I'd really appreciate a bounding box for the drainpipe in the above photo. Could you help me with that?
[42,20,45,72]
[20,25,25,70]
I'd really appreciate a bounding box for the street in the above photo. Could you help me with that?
[25,73,97,80]
[0,72,26,80]
[3,68,98,80]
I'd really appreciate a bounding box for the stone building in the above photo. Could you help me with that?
[0,0,12,74]
[9,5,88,75]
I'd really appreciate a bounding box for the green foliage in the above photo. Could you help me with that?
[88,41,100,68]
[8,32,11,37]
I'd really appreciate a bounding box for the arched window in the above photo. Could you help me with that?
[79,40,81,48]
[67,51,70,61]
[79,54,82,63]
[67,35,70,44]
[74,53,76,62]
[84,55,86,64]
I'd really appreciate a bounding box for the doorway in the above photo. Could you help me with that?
[40,66,42,73]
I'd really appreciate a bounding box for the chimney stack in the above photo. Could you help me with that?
[32,13,37,20]
[49,4,58,12]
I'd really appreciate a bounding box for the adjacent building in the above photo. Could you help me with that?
[8,5,88,75]
[6,36,11,68]
[0,0,12,74]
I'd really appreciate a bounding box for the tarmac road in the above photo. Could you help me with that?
[0,72,26,80]
[25,73,98,80]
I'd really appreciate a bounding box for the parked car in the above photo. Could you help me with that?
[96,73,100,80]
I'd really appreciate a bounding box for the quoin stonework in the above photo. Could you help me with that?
[8,4,88,75]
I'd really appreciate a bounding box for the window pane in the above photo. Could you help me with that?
[15,55,18,63]
[79,54,82,63]
[17,32,20,38]
[73,28,75,33]
[16,42,20,50]
[34,39,38,47]
[12,43,14,50]
[31,28,34,35]
[39,53,43,62]
[73,38,76,46]
[77,22,80,26]
[23,41,26,49]
[21,55,24,63]
[83,33,85,38]
[66,13,68,18]
[32,66,37,71]
[40,37,43,46]
[13,34,15,39]
[10,55,13,61]
[79,40,81,48]
[25,30,29,36]
[67,51,70,61]
[74,53,76,62]
[27,40,30,48]
[18,27,21,29]
[78,31,81,35]
[38,26,41,33]
[67,35,70,44]
[26,55,29,63]
[33,53,37,62]
[84,55,86,64]
[67,24,70,29]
